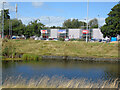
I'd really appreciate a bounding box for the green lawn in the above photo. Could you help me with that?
[2,39,119,58]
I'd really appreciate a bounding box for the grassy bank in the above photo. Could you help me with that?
[2,76,119,88]
[2,39,119,59]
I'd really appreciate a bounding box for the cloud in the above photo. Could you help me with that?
[18,16,66,27]
[32,2,44,7]
[19,16,105,27]
[0,0,15,13]
[79,17,105,27]
[4,0,120,2]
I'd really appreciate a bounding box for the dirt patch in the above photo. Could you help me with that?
[110,41,119,43]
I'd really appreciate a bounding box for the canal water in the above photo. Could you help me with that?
[2,60,119,82]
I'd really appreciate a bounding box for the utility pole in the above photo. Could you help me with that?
[15,4,18,19]
[98,15,100,29]
[86,0,89,43]
[11,21,12,38]
[2,2,6,39]
[9,19,10,36]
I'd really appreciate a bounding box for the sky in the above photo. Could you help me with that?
[0,1,119,27]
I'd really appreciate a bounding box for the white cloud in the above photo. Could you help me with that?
[18,16,66,27]
[79,17,105,27]
[0,0,15,13]
[32,2,44,7]
[98,18,106,26]
[19,16,106,27]
[4,0,120,2]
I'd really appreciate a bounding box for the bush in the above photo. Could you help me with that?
[22,54,41,61]
[76,39,85,41]
[69,38,76,41]
[70,38,85,41]
[2,38,8,42]
[59,37,64,41]
[2,43,16,58]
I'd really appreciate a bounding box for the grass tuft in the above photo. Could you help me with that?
[2,76,119,88]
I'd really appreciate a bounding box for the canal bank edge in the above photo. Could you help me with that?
[2,54,119,62]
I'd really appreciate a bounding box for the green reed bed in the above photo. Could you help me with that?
[22,54,42,61]
[2,76,119,88]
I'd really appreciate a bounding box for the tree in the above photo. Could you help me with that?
[24,19,45,37]
[89,18,98,29]
[0,9,10,36]
[63,19,86,29]
[0,9,10,20]
[4,19,25,36]
[63,19,72,28]
[101,2,120,38]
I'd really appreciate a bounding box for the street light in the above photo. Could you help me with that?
[47,17,50,27]
[83,19,86,29]
[98,15,100,29]
[86,0,89,43]
[2,2,6,39]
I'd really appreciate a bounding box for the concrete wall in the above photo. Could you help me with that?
[50,29,58,38]
[92,28,103,39]
[68,29,80,39]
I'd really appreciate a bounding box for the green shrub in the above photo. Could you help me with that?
[59,37,64,41]
[2,44,16,58]
[22,54,41,61]
[76,39,85,41]
[2,38,8,42]
[69,38,76,41]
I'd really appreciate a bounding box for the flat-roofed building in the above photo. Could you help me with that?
[92,28,103,39]
[41,29,50,39]
[50,29,58,38]
[68,29,81,39]
[58,29,67,38]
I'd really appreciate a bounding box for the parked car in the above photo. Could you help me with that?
[53,38,58,41]
[41,38,46,40]
[90,39,96,42]
[46,38,49,41]
[102,39,107,43]
[99,39,102,42]
[65,38,70,41]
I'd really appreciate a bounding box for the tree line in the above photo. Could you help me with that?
[0,10,98,38]
[0,2,120,38]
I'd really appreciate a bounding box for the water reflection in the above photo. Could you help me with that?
[2,60,119,82]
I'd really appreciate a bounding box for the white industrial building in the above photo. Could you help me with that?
[41,28,106,40]
[92,28,104,39]
[68,29,81,39]
[50,29,58,38]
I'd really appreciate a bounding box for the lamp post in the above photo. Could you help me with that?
[2,2,6,39]
[47,17,50,27]
[98,15,100,29]
[86,0,89,43]
[83,19,86,29]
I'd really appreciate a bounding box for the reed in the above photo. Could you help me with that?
[22,54,41,61]
[2,76,119,88]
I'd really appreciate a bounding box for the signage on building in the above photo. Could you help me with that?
[58,30,66,33]
[41,30,47,33]
[82,30,89,34]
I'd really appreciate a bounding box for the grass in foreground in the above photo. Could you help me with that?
[2,76,119,88]
[2,39,119,58]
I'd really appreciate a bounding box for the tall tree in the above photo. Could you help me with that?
[101,2,120,38]
[63,19,72,28]
[1,9,10,36]
[63,19,86,29]
[24,19,45,37]
[4,19,25,36]
[89,18,98,29]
